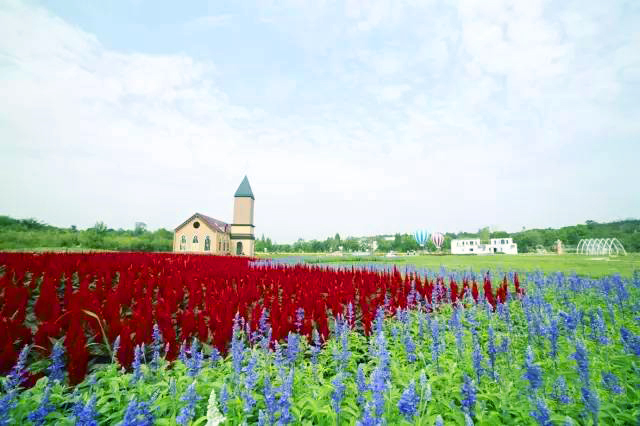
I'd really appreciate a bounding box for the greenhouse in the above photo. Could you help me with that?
[576,238,627,256]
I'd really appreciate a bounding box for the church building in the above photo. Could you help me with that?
[173,176,255,256]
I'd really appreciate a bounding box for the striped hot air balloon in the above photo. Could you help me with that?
[431,232,444,250]
[414,230,430,247]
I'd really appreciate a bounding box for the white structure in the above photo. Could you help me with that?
[576,238,627,256]
[451,238,518,255]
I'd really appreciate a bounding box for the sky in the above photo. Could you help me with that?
[1,0,639,243]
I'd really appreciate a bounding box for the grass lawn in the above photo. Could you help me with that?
[263,253,640,278]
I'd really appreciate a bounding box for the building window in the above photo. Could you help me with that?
[204,236,210,251]
[236,241,243,255]
[193,236,198,244]
[501,239,505,244]
[218,241,221,251]
[180,235,186,251]
[193,221,200,229]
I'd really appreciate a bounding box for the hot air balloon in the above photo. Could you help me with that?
[414,230,430,247]
[431,232,445,250]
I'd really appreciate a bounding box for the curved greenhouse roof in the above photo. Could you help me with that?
[576,238,627,256]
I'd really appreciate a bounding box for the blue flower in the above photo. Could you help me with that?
[601,372,623,394]
[434,415,444,426]
[404,333,416,363]
[620,327,640,356]
[346,303,354,329]
[499,336,510,354]
[550,376,571,404]
[487,325,498,378]
[219,384,229,415]
[209,348,221,365]
[355,402,380,426]
[472,339,484,383]
[27,385,55,426]
[580,386,599,422]
[589,309,609,345]
[522,346,543,393]
[278,368,294,424]
[373,307,385,335]
[331,372,347,415]
[332,321,351,371]
[460,374,476,418]
[263,375,278,424]
[3,344,30,392]
[613,274,629,308]
[151,324,163,369]
[370,366,387,417]
[431,318,442,365]
[310,328,322,367]
[231,325,246,379]
[73,395,98,426]
[570,341,591,386]
[356,364,368,407]
[259,309,270,336]
[131,345,143,383]
[48,341,65,382]
[258,409,268,426]
[242,353,259,413]
[451,308,465,355]
[186,338,204,377]
[179,341,188,364]
[398,381,419,420]
[295,307,305,332]
[548,318,559,359]
[286,332,300,365]
[530,397,552,426]
[176,381,200,425]
[122,396,155,426]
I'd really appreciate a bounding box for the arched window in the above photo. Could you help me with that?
[193,236,198,244]
[236,241,243,255]
[180,235,186,251]
[204,236,211,251]
[218,241,221,251]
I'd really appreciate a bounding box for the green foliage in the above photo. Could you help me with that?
[0,215,173,252]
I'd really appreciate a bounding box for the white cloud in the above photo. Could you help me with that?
[0,0,638,241]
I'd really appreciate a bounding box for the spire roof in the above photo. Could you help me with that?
[234,176,254,199]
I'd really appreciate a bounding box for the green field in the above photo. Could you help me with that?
[264,253,640,278]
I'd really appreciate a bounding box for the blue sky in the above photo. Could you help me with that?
[1,0,639,242]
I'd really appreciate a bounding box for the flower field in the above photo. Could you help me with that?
[0,252,639,425]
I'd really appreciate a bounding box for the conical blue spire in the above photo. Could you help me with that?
[234,176,254,199]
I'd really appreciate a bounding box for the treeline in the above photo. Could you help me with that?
[509,219,640,253]
[2,215,638,254]
[0,216,173,251]
[256,219,640,254]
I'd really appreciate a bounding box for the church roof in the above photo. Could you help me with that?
[234,176,254,199]
[175,213,230,233]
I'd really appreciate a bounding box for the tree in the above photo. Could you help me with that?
[93,221,107,235]
[478,227,490,243]
[134,222,147,236]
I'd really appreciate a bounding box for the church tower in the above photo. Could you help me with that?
[230,176,255,256]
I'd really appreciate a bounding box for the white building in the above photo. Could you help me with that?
[451,238,518,255]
